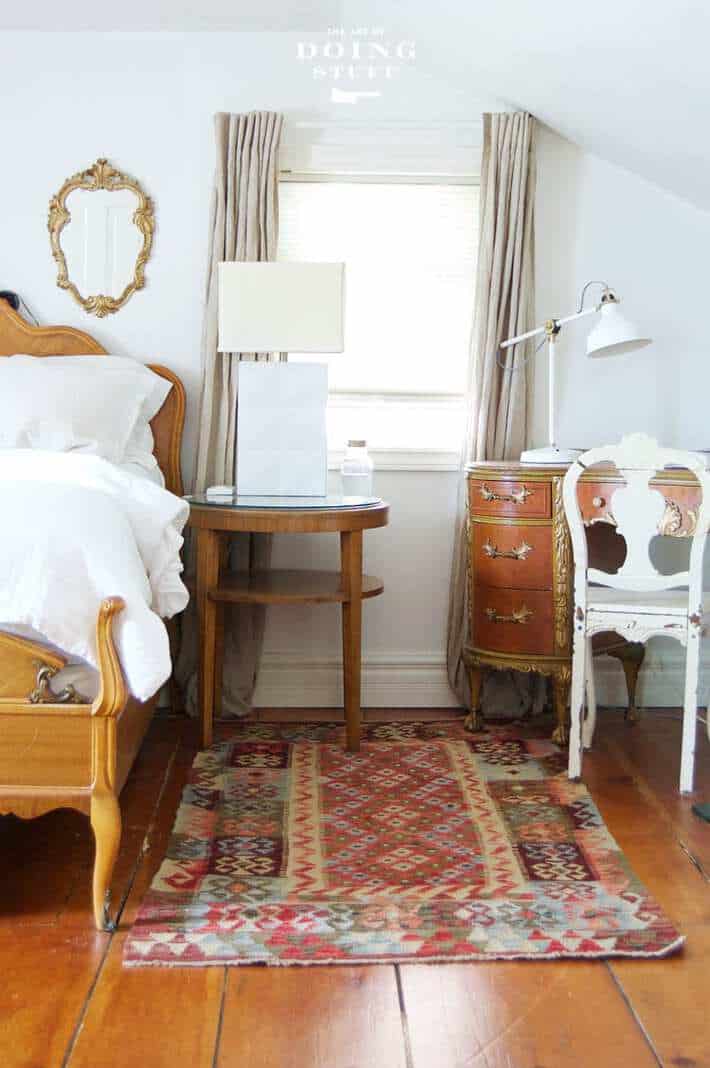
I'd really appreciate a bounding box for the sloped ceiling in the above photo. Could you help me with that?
[3,0,708,210]
[379,0,710,212]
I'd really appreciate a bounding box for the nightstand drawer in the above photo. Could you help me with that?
[472,586,554,655]
[468,478,551,518]
[576,482,621,525]
[471,522,552,590]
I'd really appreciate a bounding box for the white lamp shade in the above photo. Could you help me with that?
[218,261,345,354]
[586,302,651,358]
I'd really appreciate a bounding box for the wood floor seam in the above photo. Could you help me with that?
[211,968,228,1068]
[602,734,710,886]
[59,936,114,1068]
[115,737,181,925]
[394,965,415,1068]
[678,839,709,883]
[605,963,664,1068]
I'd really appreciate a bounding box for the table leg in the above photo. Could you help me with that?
[340,529,363,752]
[214,604,225,722]
[213,538,230,722]
[196,528,220,748]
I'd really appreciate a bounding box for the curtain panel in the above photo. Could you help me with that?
[446,112,538,710]
[181,110,284,718]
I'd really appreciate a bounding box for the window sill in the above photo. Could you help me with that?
[328,447,461,472]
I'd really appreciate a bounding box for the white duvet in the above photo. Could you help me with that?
[0,450,189,701]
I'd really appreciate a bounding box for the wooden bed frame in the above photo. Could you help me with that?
[0,300,185,930]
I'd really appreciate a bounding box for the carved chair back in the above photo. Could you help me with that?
[562,433,710,618]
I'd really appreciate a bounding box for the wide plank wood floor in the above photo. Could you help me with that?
[1,706,708,1068]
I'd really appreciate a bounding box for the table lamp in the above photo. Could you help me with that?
[218,261,345,495]
[501,281,651,464]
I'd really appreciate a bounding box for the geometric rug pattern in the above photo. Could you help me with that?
[124,721,683,966]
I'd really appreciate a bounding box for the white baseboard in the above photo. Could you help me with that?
[253,647,710,710]
[253,652,459,708]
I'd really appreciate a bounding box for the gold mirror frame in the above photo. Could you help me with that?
[48,158,155,318]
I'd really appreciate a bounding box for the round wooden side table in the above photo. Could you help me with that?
[187,495,389,751]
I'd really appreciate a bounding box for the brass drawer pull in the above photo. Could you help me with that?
[482,540,533,561]
[485,605,533,625]
[480,483,532,505]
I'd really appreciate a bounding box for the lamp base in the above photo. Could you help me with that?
[519,445,583,466]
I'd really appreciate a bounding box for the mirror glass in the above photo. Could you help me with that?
[61,188,143,301]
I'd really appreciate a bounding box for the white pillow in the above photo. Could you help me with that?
[26,356,171,477]
[0,355,171,466]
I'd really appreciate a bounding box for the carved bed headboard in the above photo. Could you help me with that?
[0,299,185,496]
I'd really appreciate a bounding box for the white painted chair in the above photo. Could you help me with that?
[562,433,710,794]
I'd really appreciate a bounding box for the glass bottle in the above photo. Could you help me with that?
[340,439,374,497]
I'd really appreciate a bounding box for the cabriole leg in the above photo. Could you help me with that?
[551,670,571,748]
[90,790,121,931]
[464,664,484,732]
[619,643,645,724]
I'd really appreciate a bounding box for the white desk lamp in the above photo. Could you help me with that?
[501,281,651,465]
[217,261,345,496]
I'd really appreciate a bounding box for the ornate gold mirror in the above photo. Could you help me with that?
[48,159,154,317]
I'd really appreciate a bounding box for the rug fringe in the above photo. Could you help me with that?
[123,934,685,968]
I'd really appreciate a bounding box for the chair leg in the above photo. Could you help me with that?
[680,630,701,794]
[568,631,587,780]
[583,636,597,751]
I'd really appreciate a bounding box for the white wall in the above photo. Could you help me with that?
[535,125,710,706]
[534,124,710,453]
[0,31,494,708]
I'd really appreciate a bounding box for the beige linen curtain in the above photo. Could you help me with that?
[446,112,539,712]
[181,110,284,717]
[194,110,284,492]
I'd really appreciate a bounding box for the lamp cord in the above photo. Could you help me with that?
[495,333,546,373]
[18,296,39,326]
[577,279,610,314]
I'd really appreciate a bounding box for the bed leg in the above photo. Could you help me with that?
[90,790,121,931]
[89,597,127,931]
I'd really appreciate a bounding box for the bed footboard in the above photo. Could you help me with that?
[0,598,154,930]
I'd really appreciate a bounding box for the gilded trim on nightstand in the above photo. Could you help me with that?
[551,477,572,656]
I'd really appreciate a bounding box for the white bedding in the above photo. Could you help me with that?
[0,450,189,701]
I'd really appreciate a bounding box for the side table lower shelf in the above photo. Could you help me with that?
[209,570,384,605]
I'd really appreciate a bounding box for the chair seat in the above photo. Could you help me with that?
[587,587,710,617]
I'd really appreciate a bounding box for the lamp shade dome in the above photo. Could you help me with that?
[586,302,651,358]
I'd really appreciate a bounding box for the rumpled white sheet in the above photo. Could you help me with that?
[0,450,189,701]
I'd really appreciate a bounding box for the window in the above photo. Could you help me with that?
[278,178,478,456]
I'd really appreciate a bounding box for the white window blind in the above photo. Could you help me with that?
[277,178,478,452]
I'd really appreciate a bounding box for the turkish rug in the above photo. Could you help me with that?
[124,721,683,966]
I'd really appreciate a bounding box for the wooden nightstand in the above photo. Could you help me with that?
[465,461,701,743]
[187,495,389,751]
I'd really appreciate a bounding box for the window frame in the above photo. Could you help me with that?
[278,170,479,468]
